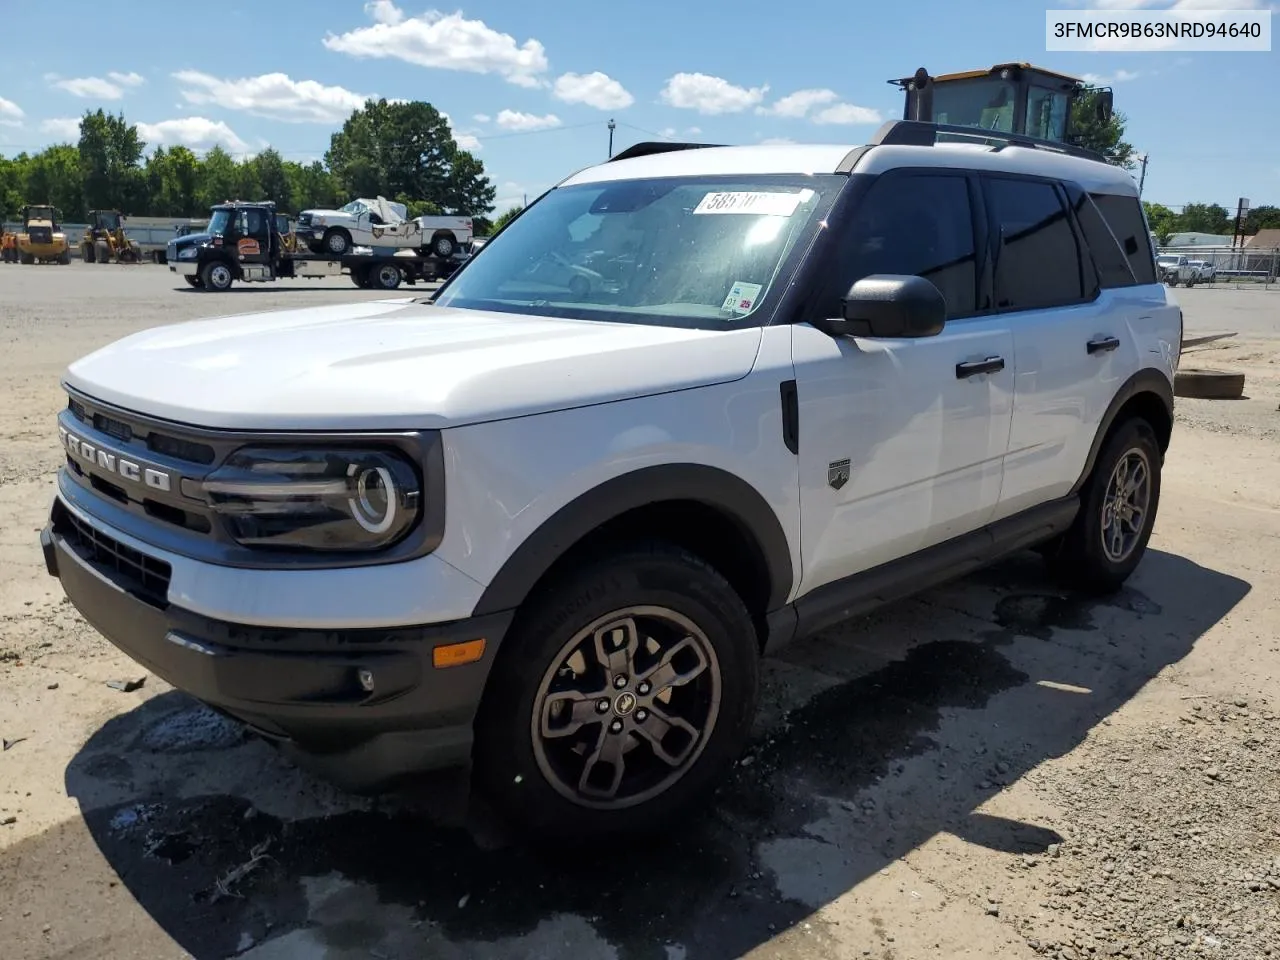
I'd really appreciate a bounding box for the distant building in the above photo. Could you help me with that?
[1245,229,1280,250]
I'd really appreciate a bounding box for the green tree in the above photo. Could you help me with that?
[143,146,201,216]
[252,148,292,210]
[285,160,339,212]
[490,204,524,234]
[25,146,85,221]
[1071,89,1135,168]
[1142,201,1178,246]
[0,153,30,218]
[77,109,145,213]
[1244,205,1280,234]
[326,99,494,215]
[196,146,239,211]
[1178,202,1232,236]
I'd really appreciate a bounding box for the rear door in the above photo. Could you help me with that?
[791,168,1016,595]
[983,174,1129,520]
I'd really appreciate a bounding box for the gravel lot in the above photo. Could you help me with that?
[1,262,1278,960]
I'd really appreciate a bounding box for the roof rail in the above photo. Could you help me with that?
[608,141,725,163]
[869,119,1109,164]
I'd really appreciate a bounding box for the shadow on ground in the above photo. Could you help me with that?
[3,549,1251,959]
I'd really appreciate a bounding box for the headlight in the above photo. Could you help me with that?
[201,448,422,552]
[177,246,199,260]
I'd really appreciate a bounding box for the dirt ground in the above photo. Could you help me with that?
[0,263,1277,960]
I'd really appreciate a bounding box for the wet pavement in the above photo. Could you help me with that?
[0,548,1250,959]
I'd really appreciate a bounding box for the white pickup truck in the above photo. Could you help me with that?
[297,196,473,259]
[1155,253,1211,287]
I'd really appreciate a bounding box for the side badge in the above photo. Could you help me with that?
[828,458,850,491]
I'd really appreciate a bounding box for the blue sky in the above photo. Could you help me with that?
[0,0,1275,214]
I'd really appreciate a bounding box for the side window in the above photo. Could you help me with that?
[1070,192,1137,288]
[821,173,978,320]
[1089,193,1158,285]
[984,176,1084,311]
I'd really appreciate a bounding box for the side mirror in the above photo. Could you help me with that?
[816,274,947,339]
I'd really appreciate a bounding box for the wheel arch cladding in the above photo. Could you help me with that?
[1072,368,1174,496]
[470,464,794,622]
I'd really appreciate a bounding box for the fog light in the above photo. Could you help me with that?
[357,668,375,692]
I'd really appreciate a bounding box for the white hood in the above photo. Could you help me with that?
[62,300,764,431]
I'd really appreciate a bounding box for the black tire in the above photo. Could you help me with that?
[323,228,351,256]
[349,267,367,287]
[200,260,234,291]
[431,233,456,259]
[57,249,70,265]
[82,242,96,264]
[1045,418,1162,594]
[473,541,760,842]
[371,262,403,290]
[19,253,33,265]
[1174,367,1245,400]
[184,275,203,288]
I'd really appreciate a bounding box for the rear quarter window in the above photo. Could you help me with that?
[1089,193,1158,285]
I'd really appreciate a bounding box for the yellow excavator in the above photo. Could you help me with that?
[80,210,143,263]
[16,205,71,264]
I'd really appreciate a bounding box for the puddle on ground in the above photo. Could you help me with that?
[992,586,1161,641]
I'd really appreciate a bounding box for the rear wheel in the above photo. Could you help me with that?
[1044,418,1162,594]
[372,263,402,290]
[95,241,111,264]
[184,275,203,288]
[82,242,96,264]
[474,542,759,841]
[431,233,456,259]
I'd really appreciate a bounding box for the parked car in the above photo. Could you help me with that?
[1187,259,1216,284]
[40,122,1181,839]
[1156,254,1195,286]
[296,196,473,259]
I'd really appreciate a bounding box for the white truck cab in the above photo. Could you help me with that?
[42,118,1180,840]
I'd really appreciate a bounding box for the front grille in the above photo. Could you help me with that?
[54,503,172,607]
[68,398,215,465]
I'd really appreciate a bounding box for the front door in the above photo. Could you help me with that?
[792,169,1015,596]
[235,208,271,266]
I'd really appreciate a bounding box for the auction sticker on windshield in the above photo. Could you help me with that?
[694,191,805,216]
[722,281,764,314]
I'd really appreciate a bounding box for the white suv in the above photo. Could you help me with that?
[41,121,1181,839]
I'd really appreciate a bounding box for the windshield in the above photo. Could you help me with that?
[931,77,1018,132]
[206,209,233,236]
[340,200,368,215]
[434,174,841,329]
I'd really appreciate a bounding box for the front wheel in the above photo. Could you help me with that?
[81,242,96,264]
[1045,418,1162,594]
[200,260,234,291]
[473,542,759,841]
[323,228,351,256]
[371,263,402,289]
[184,275,203,288]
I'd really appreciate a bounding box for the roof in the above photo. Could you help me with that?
[1245,228,1280,249]
[563,134,1138,198]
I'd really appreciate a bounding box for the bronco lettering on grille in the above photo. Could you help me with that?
[59,424,173,492]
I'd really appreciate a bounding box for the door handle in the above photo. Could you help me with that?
[955,356,1005,378]
[1087,336,1120,355]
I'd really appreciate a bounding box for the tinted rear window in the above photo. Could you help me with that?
[1090,193,1158,285]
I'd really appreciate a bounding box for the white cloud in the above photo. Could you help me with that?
[759,137,797,145]
[659,127,677,138]
[553,71,634,110]
[660,73,768,114]
[136,117,248,153]
[474,113,491,122]
[811,102,883,125]
[1080,69,1141,84]
[323,7,549,88]
[495,109,560,131]
[757,88,838,118]
[173,70,370,124]
[51,75,129,100]
[686,126,702,135]
[107,71,145,88]
[40,117,81,139]
[0,97,23,120]
[365,0,403,24]
[441,111,482,151]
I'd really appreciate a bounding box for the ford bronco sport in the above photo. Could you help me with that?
[41,119,1181,838]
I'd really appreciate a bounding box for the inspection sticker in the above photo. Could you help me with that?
[722,281,764,314]
[694,191,804,217]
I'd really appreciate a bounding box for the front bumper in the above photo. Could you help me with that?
[169,260,199,276]
[40,498,512,793]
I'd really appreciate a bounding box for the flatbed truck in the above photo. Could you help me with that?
[166,200,462,292]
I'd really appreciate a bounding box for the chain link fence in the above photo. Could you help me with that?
[1155,244,1279,289]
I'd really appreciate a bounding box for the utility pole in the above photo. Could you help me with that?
[1137,153,1149,196]
[607,118,616,158]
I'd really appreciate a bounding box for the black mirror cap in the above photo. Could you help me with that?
[1095,89,1114,125]
[833,274,947,339]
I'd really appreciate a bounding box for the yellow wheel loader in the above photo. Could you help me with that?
[80,210,143,264]
[16,205,71,264]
